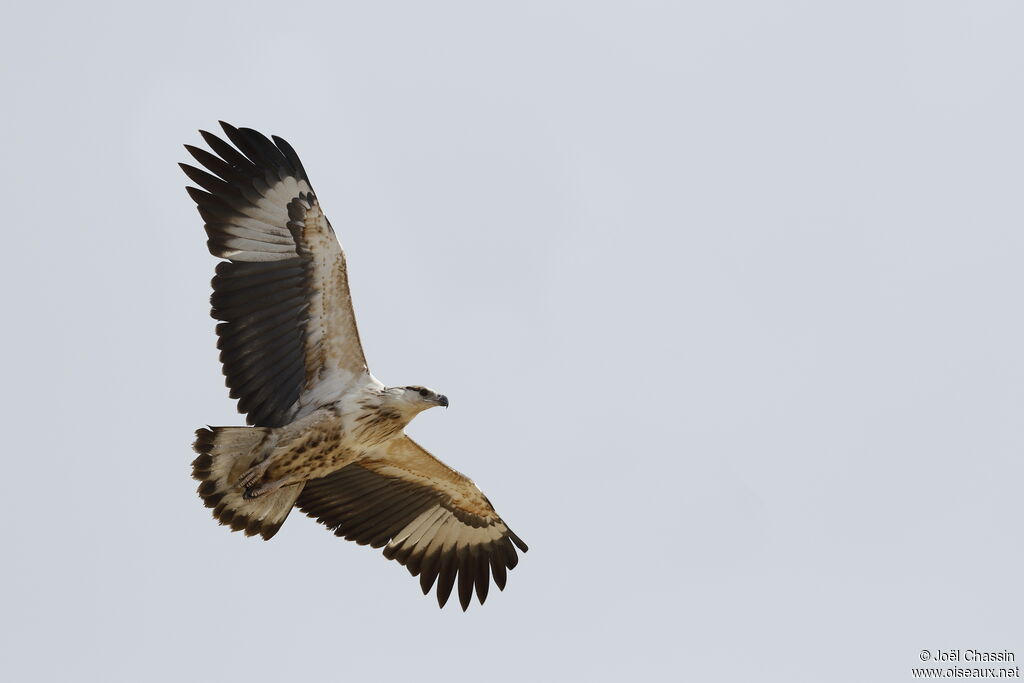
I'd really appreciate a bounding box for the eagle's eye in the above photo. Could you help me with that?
[418,388,429,398]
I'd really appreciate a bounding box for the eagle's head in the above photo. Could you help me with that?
[386,385,449,416]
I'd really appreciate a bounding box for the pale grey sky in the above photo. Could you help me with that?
[2,2,1023,682]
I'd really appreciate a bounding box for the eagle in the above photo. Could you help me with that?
[180,122,527,610]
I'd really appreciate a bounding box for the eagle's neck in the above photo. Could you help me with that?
[351,388,418,446]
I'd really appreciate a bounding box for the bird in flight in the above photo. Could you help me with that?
[181,122,527,610]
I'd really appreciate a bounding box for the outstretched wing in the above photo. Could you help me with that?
[182,122,367,427]
[296,436,528,610]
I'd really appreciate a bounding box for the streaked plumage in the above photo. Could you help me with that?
[182,122,526,610]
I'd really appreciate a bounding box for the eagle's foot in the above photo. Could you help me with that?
[242,485,266,500]
[243,476,294,500]
[238,462,268,490]
[237,433,280,490]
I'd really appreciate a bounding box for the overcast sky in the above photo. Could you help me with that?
[3,2,1023,682]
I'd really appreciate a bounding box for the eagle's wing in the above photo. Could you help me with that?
[181,122,367,427]
[296,436,528,610]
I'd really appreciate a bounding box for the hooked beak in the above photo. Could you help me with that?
[436,394,449,408]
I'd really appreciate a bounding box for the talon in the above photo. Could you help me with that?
[238,467,263,490]
[241,476,292,500]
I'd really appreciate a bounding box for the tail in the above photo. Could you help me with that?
[191,427,303,540]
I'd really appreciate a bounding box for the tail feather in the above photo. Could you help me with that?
[192,427,302,540]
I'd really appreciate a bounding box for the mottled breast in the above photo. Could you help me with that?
[265,425,353,482]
